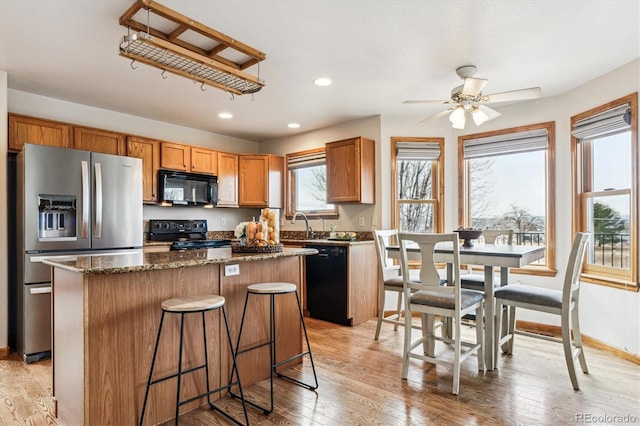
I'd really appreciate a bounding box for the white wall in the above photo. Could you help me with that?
[263,60,640,355]
[261,115,382,234]
[2,59,638,355]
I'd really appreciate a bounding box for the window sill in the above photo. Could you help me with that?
[581,273,639,292]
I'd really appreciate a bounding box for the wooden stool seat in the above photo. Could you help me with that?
[247,282,297,294]
[161,295,225,312]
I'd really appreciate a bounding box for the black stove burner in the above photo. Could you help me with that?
[171,239,231,251]
[149,219,231,250]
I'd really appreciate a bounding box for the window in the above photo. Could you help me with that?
[285,148,338,219]
[571,93,638,290]
[391,137,444,233]
[459,122,556,275]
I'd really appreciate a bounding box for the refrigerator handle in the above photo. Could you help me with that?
[94,162,102,239]
[81,160,89,239]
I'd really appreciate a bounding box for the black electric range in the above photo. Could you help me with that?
[148,219,231,251]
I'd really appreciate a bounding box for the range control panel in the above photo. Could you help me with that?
[148,219,208,241]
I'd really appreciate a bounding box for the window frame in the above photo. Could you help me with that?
[391,137,445,233]
[571,92,638,291]
[458,122,557,277]
[285,147,339,220]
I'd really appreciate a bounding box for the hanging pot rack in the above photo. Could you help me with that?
[119,0,266,96]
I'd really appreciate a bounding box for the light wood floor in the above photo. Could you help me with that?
[1,318,639,425]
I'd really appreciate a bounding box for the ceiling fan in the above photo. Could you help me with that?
[403,65,541,129]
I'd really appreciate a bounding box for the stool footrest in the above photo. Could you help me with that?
[149,363,206,387]
[275,371,318,391]
[273,350,312,369]
[178,380,242,407]
[236,340,271,356]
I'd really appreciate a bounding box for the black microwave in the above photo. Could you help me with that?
[158,169,218,206]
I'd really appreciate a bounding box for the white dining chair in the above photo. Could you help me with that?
[373,229,421,339]
[398,232,485,395]
[494,232,590,389]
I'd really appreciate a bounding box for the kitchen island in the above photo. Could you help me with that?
[44,246,317,426]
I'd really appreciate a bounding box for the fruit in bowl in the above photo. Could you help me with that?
[454,227,483,248]
[346,232,356,239]
[336,232,346,238]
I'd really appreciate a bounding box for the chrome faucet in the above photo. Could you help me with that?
[291,211,311,239]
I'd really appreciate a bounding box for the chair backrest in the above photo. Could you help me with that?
[398,232,460,298]
[374,229,401,280]
[563,232,590,307]
[482,229,513,245]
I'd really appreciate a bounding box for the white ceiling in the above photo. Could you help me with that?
[1,1,638,142]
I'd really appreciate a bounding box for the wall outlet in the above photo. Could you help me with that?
[358,216,365,227]
[224,264,240,276]
[221,217,226,226]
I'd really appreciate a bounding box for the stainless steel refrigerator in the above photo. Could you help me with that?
[15,144,143,362]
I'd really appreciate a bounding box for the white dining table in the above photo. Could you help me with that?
[386,242,546,370]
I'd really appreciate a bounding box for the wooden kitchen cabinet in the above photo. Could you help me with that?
[326,136,375,204]
[127,136,160,203]
[160,142,218,175]
[160,142,190,171]
[217,151,239,207]
[73,126,126,155]
[8,114,72,152]
[191,147,218,175]
[238,154,284,208]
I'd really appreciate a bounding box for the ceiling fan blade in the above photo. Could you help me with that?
[484,87,541,103]
[403,99,452,105]
[462,77,488,96]
[477,104,501,121]
[420,108,454,123]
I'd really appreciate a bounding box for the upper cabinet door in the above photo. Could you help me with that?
[127,136,160,203]
[217,151,239,207]
[8,114,72,152]
[326,137,375,204]
[239,154,284,208]
[191,147,218,175]
[73,126,126,155]
[160,142,190,171]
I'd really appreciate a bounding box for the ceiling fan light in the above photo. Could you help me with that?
[451,118,465,129]
[450,106,466,129]
[449,106,465,124]
[471,107,489,126]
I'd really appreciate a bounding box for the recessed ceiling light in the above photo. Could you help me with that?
[288,123,301,129]
[218,112,233,119]
[313,77,332,87]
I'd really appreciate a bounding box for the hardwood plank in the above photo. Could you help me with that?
[2,318,639,425]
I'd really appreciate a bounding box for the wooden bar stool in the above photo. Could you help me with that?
[139,295,249,426]
[231,282,318,414]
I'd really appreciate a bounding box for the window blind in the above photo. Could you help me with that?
[287,150,325,170]
[463,128,549,159]
[571,104,631,140]
[396,141,441,161]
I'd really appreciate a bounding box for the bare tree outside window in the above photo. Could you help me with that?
[397,160,434,232]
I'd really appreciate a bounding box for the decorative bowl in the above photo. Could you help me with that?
[454,228,483,248]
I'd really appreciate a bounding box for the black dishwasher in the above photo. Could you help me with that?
[305,245,350,325]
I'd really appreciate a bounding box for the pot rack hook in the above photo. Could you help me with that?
[130,59,137,70]
[161,70,168,80]
[200,82,207,92]
[229,92,235,101]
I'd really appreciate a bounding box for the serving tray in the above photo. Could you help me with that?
[327,237,356,241]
